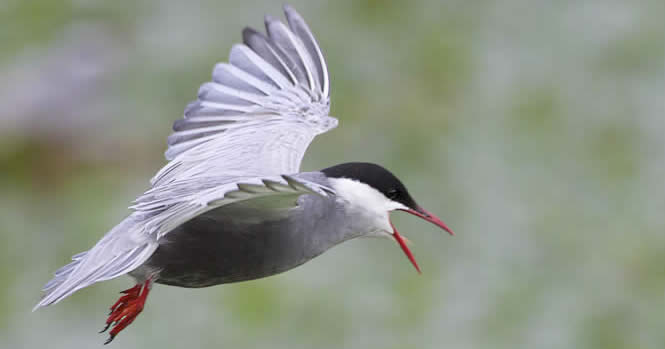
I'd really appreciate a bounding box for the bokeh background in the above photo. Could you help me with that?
[2,0,664,348]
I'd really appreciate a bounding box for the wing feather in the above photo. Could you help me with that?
[229,43,292,90]
[265,17,317,92]
[284,5,329,96]
[162,6,335,172]
[35,6,336,310]
[242,28,297,87]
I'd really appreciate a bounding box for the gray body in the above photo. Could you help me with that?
[141,173,355,287]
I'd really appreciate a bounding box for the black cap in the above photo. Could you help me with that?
[321,162,418,210]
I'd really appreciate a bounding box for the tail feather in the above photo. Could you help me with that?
[41,257,83,292]
[33,215,158,311]
[33,258,105,311]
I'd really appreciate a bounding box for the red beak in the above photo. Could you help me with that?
[391,207,454,273]
[401,206,455,236]
[390,220,421,273]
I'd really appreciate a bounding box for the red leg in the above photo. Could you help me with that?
[100,279,152,344]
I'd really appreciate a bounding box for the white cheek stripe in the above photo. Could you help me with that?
[328,177,405,211]
[328,178,408,236]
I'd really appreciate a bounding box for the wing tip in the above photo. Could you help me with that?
[32,292,58,311]
[32,302,44,312]
[282,4,297,16]
[264,14,278,28]
[32,284,66,312]
[283,4,303,25]
[242,26,261,45]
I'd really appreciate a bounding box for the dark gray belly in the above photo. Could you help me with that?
[144,195,344,287]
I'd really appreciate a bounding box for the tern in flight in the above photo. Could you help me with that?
[34,5,454,344]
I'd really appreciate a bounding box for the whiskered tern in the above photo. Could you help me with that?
[34,5,454,344]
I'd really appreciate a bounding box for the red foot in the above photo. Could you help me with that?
[100,279,152,344]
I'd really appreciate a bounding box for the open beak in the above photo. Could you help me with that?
[390,207,454,274]
[390,220,421,273]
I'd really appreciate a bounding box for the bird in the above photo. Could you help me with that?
[34,5,454,344]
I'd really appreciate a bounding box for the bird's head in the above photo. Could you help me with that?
[322,162,454,273]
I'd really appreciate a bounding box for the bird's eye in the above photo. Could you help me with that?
[387,189,399,200]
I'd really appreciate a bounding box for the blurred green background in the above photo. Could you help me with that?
[1,0,664,348]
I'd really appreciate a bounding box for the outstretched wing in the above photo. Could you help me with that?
[153,5,336,186]
[34,174,335,309]
[34,6,337,309]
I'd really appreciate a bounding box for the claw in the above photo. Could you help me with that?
[99,323,111,333]
[104,334,116,345]
[120,285,140,294]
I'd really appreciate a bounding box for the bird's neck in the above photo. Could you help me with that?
[327,177,394,240]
